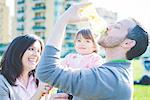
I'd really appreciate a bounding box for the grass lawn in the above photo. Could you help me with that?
[132,59,150,100]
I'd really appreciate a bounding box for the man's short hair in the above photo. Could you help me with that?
[126,25,149,60]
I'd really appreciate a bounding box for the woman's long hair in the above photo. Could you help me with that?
[0,34,43,86]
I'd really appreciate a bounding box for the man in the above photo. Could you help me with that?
[36,3,149,100]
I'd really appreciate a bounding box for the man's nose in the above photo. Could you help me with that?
[107,24,113,30]
[106,27,109,31]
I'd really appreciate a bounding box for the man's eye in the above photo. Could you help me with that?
[114,26,120,29]
[114,23,121,29]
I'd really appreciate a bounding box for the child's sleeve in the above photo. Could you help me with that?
[89,54,104,68]
[61,54,72,68]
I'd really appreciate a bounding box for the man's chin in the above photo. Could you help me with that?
[98,43,108,48]
[98,38,106,46]
[98,40,115,48]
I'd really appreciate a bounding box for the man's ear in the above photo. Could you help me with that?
[121,39,136,50]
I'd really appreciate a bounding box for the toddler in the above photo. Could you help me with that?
[61,28,103,69]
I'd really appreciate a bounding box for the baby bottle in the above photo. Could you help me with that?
[79,3,107,37]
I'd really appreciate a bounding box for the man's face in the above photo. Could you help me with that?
[98,19,136,48]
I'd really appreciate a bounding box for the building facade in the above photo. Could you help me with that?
[0,0,10,43]
[14,0,55,42]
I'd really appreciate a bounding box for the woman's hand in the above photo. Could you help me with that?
[38,82,52,96]
[49,93,69,100]
[30,82,52,100]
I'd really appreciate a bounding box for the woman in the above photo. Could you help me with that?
[0,34,51,100]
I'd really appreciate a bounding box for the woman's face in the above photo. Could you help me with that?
[22,41,42,73]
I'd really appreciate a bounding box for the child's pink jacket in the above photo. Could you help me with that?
[61,53,103,69]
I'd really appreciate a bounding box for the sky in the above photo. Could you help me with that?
[6,0,15,16]
[6,0,150,32]
[89,0,150,32]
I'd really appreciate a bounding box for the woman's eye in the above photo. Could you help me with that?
[28,48,34,51]
[37,50,41,53]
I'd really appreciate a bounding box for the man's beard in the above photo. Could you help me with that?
[98,36,124,48]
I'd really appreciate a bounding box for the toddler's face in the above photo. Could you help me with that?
[75,34,96,55]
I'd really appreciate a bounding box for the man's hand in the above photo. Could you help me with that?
[61,2,91,23]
